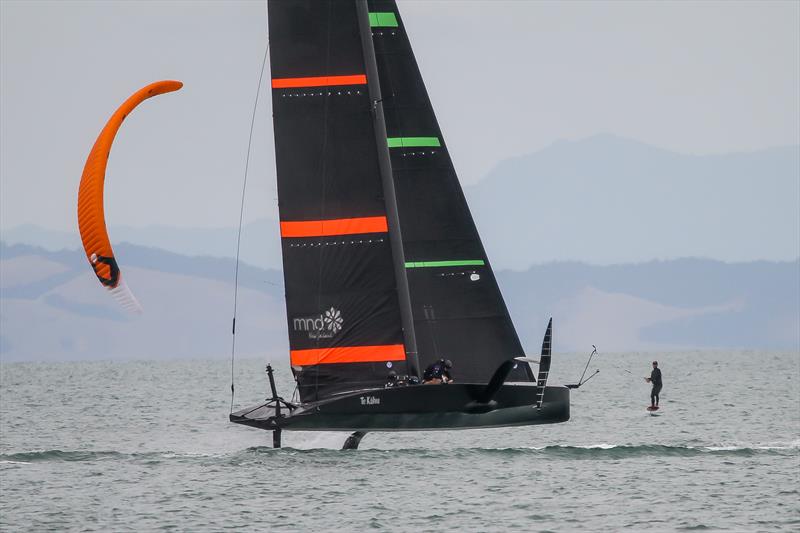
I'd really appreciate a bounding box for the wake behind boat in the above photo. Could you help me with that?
[230,0,571,449]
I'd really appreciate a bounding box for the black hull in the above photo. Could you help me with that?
[230,383,569,432]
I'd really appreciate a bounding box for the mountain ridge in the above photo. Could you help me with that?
[2,241,797,362]
[467,135,799,268]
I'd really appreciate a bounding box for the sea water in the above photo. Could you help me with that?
[1,351,798,532]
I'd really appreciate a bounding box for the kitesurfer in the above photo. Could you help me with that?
[645,361,662,408]
[423,358,453,384]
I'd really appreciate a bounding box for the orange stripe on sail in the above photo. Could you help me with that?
[280,216,388,238]
[290,344,406,366]
[271,74,367,89]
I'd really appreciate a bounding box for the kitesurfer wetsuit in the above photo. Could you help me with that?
[650,363,662,407]
[423,359,453,384]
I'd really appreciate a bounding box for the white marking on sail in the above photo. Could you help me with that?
[108,277,142,313]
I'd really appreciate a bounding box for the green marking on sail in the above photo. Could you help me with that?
[387,137,441,148]
[369,12,399,27]
[405,260,485,268]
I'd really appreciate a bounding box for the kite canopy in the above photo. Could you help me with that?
[77,80,183,312]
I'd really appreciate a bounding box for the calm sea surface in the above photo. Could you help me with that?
[1,351,798,532]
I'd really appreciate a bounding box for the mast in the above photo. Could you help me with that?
[355,0,420,377]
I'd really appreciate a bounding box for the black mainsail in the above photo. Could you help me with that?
[368,0,533,384]
[269,0,411,402]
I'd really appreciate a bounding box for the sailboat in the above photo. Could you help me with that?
[230,0,570,449]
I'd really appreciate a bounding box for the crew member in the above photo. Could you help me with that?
[423,359,453,384]
[644,360,662,408]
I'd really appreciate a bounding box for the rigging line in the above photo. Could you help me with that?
[230,40,270,414]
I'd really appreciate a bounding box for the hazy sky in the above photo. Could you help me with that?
[1,1,798,246]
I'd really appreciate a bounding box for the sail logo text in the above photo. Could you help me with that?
[293,307,343,339]
[360,396,380,406]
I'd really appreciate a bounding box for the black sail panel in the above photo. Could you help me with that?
[268,0,406,402]
[368,0,532,384]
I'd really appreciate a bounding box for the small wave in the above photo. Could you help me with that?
[440,443,800,459]
[705,440,800,452]
[158,452,224,459]
[2,441,796,463]
[230,442,800,460]
[0,450,128,463]
[754,438,800,450]
[0,449,223,463]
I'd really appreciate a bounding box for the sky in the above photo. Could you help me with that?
[1,1,798,256]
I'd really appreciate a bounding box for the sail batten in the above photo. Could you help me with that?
[271,74,367,89]
[405,260,485,268]
[291,344,406,366]
[369,12,398,27]
[387,137,441,148]
[280,216,388,238]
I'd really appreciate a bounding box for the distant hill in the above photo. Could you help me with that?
[466,135,800,268]
[1,242,796,362]
[4,135,798,271]
[500,259,799,352]
[1,219,283,271]
[0,242,286,362]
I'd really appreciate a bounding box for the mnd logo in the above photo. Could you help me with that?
[293,307,343,339]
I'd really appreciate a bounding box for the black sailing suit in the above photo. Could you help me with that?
[423,360,452,382]
[650,367,663,406]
